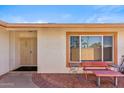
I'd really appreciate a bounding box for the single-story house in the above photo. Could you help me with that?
[0,20,124,75]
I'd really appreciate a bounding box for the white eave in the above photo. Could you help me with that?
[0,20,124,28]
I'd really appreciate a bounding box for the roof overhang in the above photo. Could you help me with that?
[1,20,124,28]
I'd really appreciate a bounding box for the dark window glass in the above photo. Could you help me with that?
[70,36,80,61]
[103,36,113,61]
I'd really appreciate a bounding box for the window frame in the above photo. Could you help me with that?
[69,35,114,63]
[66,32,118,67]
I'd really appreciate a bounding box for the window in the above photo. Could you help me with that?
[70,36,80,61]
[81,36,102,62]
[103,36,113,61]
[70,35,113,63]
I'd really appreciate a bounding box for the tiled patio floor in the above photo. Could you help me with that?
[0,72,38,88]
[32,73,124,88]
[0,72,124,88]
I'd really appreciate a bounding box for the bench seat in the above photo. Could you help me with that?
[81,62,110,79]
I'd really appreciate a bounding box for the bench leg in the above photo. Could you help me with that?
[85,71,88,80]
[114,77,118,87]
[97,77,101,87]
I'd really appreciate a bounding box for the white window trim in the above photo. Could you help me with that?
[69,35,114,63]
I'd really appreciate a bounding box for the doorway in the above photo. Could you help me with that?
[14,37,37,71]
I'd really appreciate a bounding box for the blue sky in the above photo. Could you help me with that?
[0,5,124,23]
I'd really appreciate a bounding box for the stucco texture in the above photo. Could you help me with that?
[37,27,124,73]
[0,26,9,75]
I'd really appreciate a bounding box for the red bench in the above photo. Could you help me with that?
[93,70,124,87]
[81,62,110,79]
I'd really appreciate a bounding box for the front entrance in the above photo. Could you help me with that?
[20,38,37,66]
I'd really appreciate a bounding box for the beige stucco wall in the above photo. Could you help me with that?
[118,31,124,65]
[37,29,67,73]
[9,32,20,70]
[37,27,124,73]
[0,26,9,75]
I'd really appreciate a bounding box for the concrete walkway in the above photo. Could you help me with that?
[0,72,38,88]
